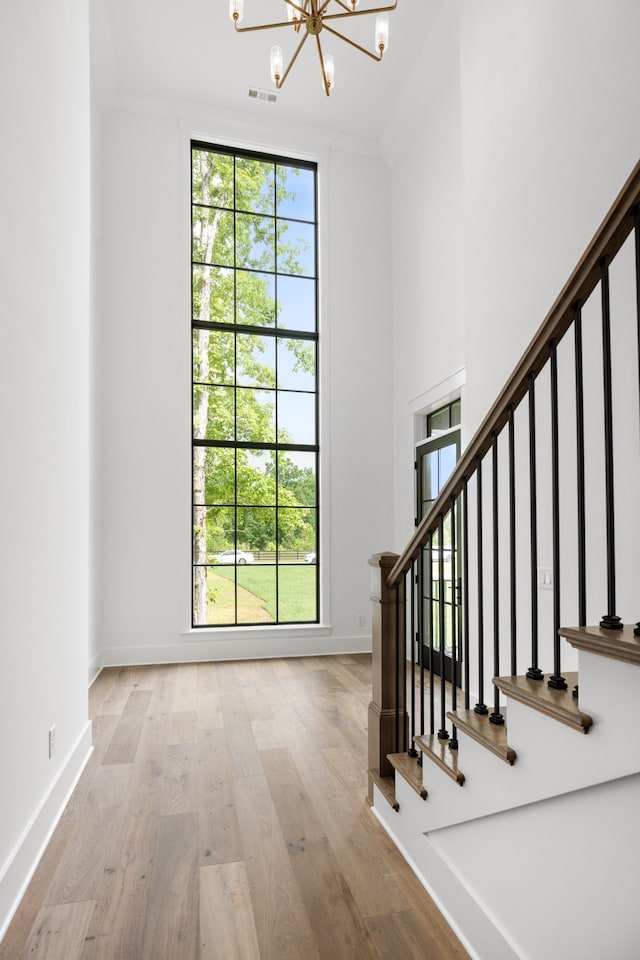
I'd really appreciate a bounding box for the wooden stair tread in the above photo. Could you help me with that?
[493,672,592,733]
[561,623,640,666]
[367,770,399,811]
[413,734,465,785]
[447,709,516,765]
[387,753,428,799]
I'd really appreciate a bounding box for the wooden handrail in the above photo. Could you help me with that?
[388,157,640,587]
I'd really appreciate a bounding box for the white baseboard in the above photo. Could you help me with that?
[0,722,93,942]
[371,791,522,960]
[95,633,372,667]
[88,653,102,686]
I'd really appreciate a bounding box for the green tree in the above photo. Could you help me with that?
[192,148,314,623]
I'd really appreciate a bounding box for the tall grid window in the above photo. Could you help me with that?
[191,142,319,626]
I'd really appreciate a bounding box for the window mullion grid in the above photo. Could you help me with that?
[233,154,239,624]
[314,185,320,622]
[191,148,196,620]
[191,144,318,627]
[274,169,280,621]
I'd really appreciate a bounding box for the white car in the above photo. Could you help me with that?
[213,550,254,565]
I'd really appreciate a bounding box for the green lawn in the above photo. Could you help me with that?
[205,568,272,624]
[211,563,317,622]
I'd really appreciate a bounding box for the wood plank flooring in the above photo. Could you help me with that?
[0,655,470,960]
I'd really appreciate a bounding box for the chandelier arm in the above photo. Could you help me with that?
[317,1,397,23]
[234,18,296,33]
[283,1,307,15]
[232,0,397,91]
[233,2,397,33]
[277,30,311,88]
[321,21,383,61]
[315,34,331,97]
[316,0,395,17]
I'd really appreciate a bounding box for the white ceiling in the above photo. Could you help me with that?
[97,0,439,142]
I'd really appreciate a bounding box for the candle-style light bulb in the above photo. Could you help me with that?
[324,54,335,95]
[375,13,389,54]
[229,0,244,23]
[271,45,284,86]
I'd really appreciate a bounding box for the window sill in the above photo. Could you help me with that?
[181,623,332,642]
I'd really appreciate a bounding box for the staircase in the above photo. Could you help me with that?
[367,161,640,960]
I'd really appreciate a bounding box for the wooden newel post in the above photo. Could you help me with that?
[367,551,408,806]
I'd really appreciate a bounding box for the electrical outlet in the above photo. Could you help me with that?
[357,614,366,627]
[538,567,553,590]
[48,725,56,758]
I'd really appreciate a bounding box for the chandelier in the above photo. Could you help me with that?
[229,1,398,97]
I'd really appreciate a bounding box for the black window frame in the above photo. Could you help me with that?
[191,141,320,628]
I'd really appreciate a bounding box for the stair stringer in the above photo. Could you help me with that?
[572,647,640,749]
[371,651,640,957]
[371,795,522,960]
[375,772,640,960]
[425,772,640,960]
[378,651,640,833]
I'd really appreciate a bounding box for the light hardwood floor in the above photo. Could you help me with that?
[0,655,470,960]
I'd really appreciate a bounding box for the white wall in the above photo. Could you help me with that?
[430,773,640,960]
[94,100,394,665]
[384,0,640,544]
[375,3,640,955]
[459,0,640,436]
[381,0,465,550]
[0,0,92,935]
[326,145,394,638]
[89,0,117,682]
[382,0,640,679]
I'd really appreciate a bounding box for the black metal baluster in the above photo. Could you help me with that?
[527,373,544,680]
[409,561,418,756]
[508,405,517,675]
[599,257,623,630]
[463,479,470,709]
[395,582,401,751]
[428,534,435,736]
[634,208,640,637]
[418,542,425,742]
[548,340,567,690]
[402,572,408,751]
[636,206,640,433]
[438,513,449,740]
[449,495,459,750]
[475,459,488,714]
[491,435,505,722]
[574,303,587,628]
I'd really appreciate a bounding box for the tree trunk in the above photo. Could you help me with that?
[192,159,226,624]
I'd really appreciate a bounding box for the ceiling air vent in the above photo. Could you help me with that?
[248,87,278,104]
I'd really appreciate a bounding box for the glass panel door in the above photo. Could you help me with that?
[416,429,461,682]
